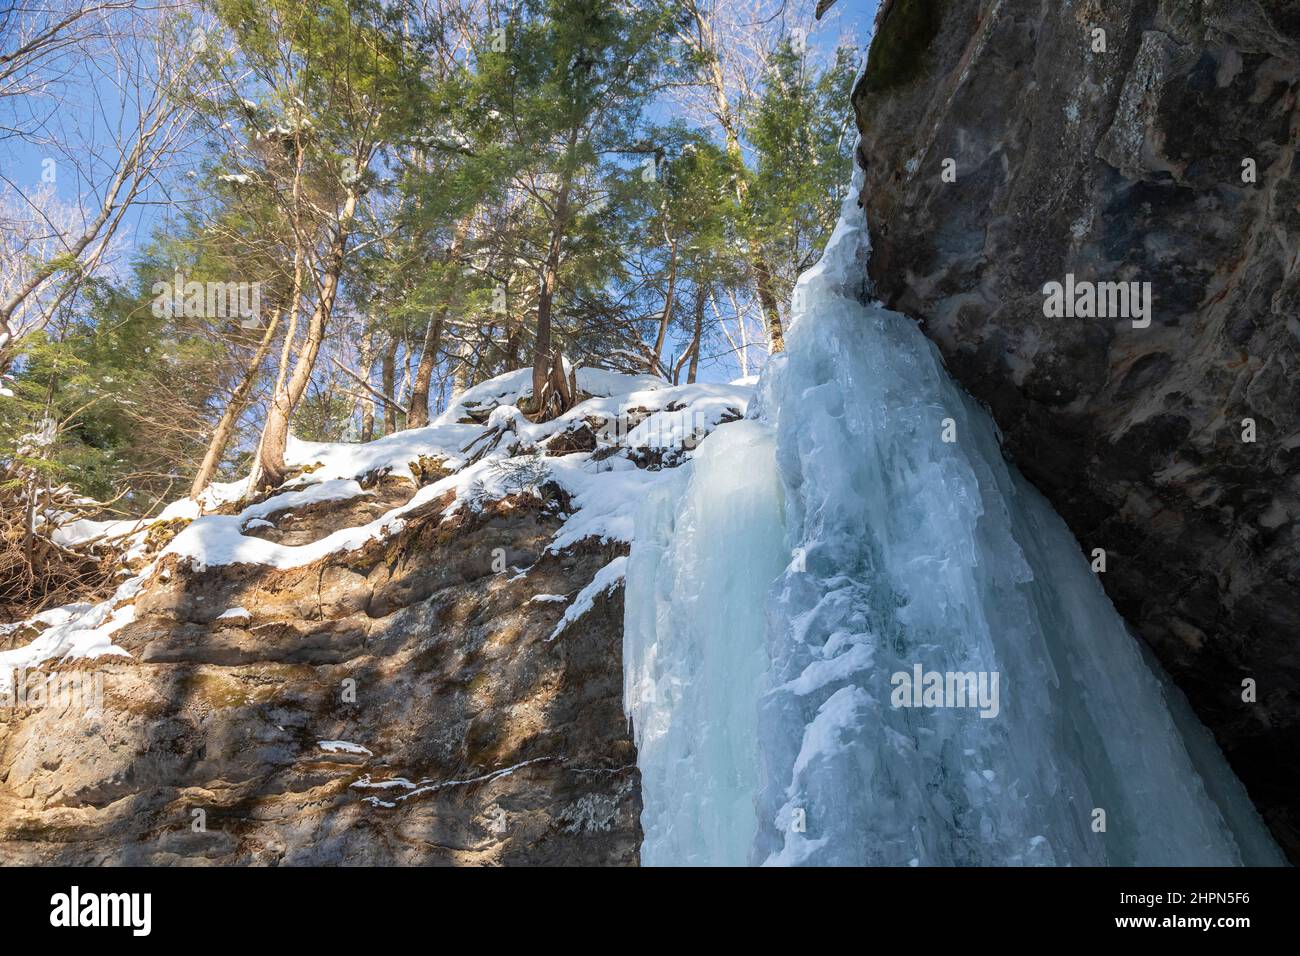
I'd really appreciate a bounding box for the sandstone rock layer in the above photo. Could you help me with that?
[0,483,639,865]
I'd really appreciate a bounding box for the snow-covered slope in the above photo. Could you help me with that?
[2,371,751,693]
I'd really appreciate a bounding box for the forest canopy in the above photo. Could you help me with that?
[0,0,861,615]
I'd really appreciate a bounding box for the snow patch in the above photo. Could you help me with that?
[547,555,627,641]
[317,740,373,756]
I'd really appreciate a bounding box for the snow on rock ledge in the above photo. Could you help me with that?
[3,367,752,680]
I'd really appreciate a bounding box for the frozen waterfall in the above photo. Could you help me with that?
[622,167,1284,866]
[624,419,788,866]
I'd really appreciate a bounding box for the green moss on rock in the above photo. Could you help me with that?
[859,0,945,96]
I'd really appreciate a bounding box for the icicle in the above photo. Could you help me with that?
[624,421,787,865]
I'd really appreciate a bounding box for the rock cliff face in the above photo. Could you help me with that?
[853,0,1300,858]
[0,480,640,864]
[0,370,749,866]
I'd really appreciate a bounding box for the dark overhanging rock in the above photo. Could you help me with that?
[853,0,1300,859]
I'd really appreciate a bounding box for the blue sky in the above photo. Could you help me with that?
[1,0,883,390]
[2,1,881,273]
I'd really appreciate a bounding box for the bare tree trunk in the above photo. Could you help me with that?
[689,5,786,354]
[406,318,443,429]
[687,286,705,384]
[381,334,398,434]
[650,235,679,377]
[452,334,471,398]
[354,323,377,442]
[408,214,472,428]
[531,198,567,416]
[396,325,413,411]
[750,255,785,353]
[502,270,535,372]
[732,289,751,376]
[246,144,308,493]
[504,316,521,372]
[531,129,579,422]
[189,307,283,499]
[253,192,357,491]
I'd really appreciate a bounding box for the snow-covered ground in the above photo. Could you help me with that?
[1,368,751,688]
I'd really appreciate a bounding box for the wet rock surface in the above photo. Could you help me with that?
[854,0,1300,858]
